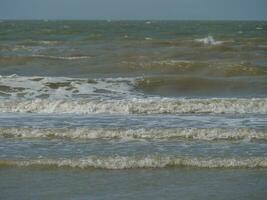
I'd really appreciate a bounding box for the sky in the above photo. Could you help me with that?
[0,0,267,20]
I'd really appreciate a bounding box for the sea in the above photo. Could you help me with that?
[0,20,267,200]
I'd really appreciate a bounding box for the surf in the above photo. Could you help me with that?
[1,155,266,169]
[0,127,266,141]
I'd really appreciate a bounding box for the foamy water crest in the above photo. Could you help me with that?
[0,74,266,114]
[31,55,92,60]
[1,156,266,169]
[0,75,138,99]
[1,127,266,141]
[0,98,266,114]
[195,36,224,45]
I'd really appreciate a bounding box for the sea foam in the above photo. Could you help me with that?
[0,127,266,141]
[195,36,223,45]
[31,55,91,60]
[1,156,266,169]
[0,98,266,114]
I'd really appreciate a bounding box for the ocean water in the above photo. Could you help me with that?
[0,20,267,199]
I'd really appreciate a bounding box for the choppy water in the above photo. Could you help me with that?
[0,20,267,199]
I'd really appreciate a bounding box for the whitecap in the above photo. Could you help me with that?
[195,36,223,45]
[0,98,266,114]
[0,127,266,141]
[1,155,266,169]
[0,75,138,100]
[31,55,91,60]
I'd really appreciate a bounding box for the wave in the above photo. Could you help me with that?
[1,127,266,141]
[0,98,266,114]
[135,76,267,97]
[11,40,61,46]
[0,75,137,99]
[0,54,91,63]
[0,75,266,112]
[28,40,61,45]
[1,156,266,169]
[122,60,267,77]
[1,54,267,78]
[31,55,91,60]
[195,36,224,45]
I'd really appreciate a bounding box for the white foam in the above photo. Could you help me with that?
[1,127,266,141]
[32,55,91,60]
[152,60,193,65]
[35,41,60,45]
[195,36,223,45]
[9,45,32,51]
[0,75,137,99]
[0,98,266,114]
[256,27,263,30]
[1,156,267,169]
[145,37,152,40]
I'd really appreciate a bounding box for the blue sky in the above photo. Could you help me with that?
[0,0,266,20]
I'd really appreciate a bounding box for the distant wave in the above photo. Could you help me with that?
[1,127,266,141]
[20,40,61,46]
[36,41,59,45]
[145,37,153,40]
[31,55,91,60]
[0,98,266,114]
[1,156,266,169]
[121,60,267,77]
[195,36,224,45]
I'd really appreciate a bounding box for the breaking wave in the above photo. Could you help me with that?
[1,76,265,114]
[0,75,137,99]
[0,98,266,114]
[31,55,92,60]
[1,156,266,169]
[195,36,224,45]
[0,127,266,141]
[0,74,266,100]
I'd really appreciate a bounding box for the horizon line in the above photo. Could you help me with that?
[1,18,267,22]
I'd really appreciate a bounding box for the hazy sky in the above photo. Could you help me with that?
[0,0,267,20]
